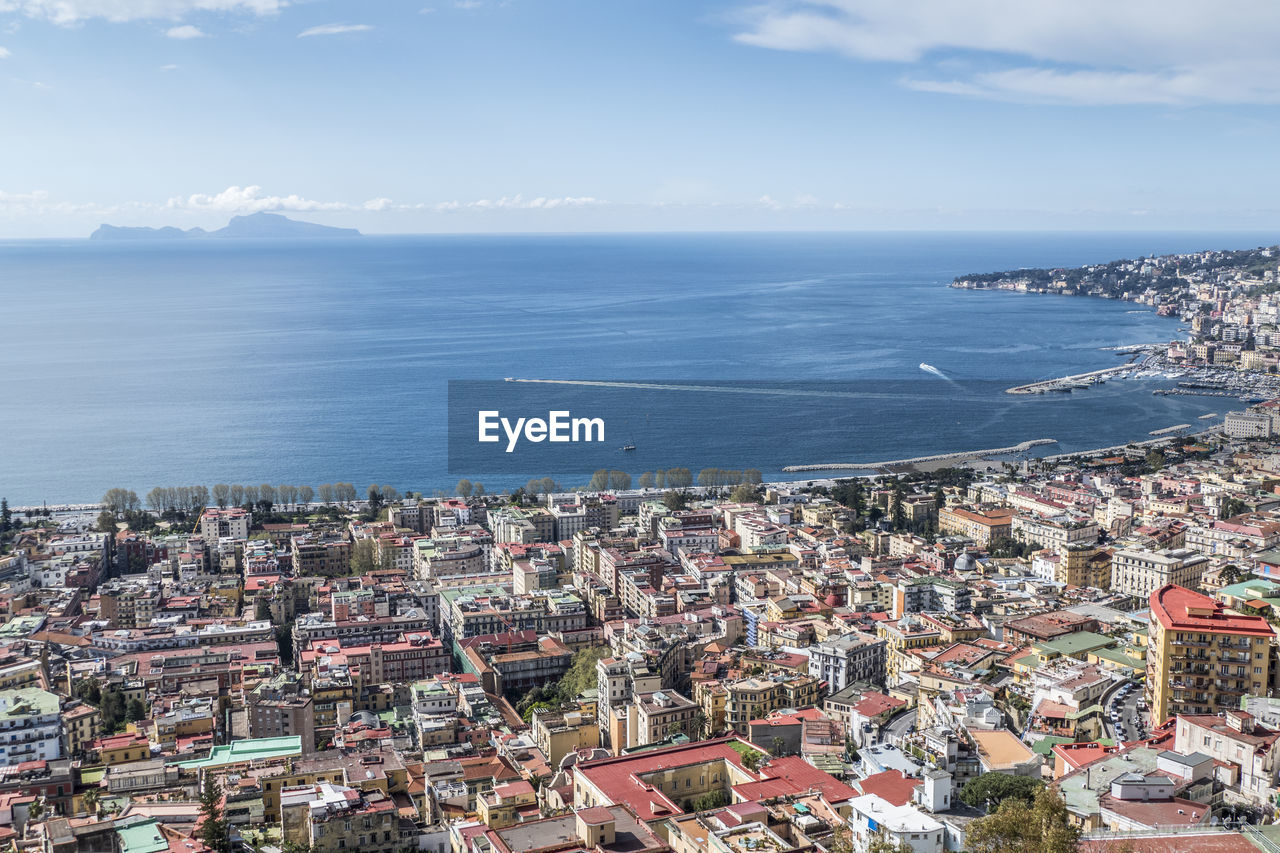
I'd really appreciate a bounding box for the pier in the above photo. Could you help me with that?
[1148,423,1190,436]
[1005,365,1132,395]
[782,438,1058,472]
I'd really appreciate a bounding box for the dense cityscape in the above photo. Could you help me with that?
[9,247,1280,853]
[5,366,1280,853]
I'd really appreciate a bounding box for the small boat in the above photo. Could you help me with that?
[620,443,636,452]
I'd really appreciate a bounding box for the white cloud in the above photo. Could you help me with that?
[454,0,483,9]
[297,22,371,37]
[0,46,9,57]
[167,185,358,213]
[432,194,602,212]
[165,23,203,38]
[160,63,179,70]
[732,0,1280,105]
[0,0,284,25]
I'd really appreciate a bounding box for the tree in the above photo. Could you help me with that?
[558,646,610,702]
[456,479,473,498]
[638,472,655,490]
[126,698,147,722]
[666,468,692,488]
[74,678,101,705]
[82,787,101,817]
[299,485,314,507]
[259,484,276,506]
[692,790,729,811]
[380,485,400,503]
[588,470,610,491]
[97,510,118,533]
[212,484,230,508]
[655,469,666,489]
[474,483,485,496]
[730,483,762,504]
[230,484,245,507]
[960,773,1043,811]
[198,776,231,853]
[966,788,1079,853]
[663,490,690,511]
[27,797,43,823]
[351,538,377,574]
[609,470,631,490]
[102,488,140,514]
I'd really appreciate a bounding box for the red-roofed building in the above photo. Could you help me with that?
[853,770,919,807]
[1147,584,1275,722]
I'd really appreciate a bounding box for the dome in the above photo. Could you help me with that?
[954,553,978,573]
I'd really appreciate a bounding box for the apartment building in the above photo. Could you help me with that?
[938,506,1015,547]
[1112,547,1210,599]
[809,632,887,692]
[1147,584,1275,722]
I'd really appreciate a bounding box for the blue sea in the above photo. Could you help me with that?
[1,231,1275,505]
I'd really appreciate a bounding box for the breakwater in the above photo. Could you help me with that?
[783,438,1058,472]
[1005,365,1132,395]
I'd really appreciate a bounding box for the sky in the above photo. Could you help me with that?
[2,0,1280,236]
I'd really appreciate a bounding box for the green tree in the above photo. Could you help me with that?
[27,797,44,823]
[126,698,147,722]
[609,470,631,491]
[298,485,314,507]
[557,646,610,702]
[82,787,101,817]
[212,484,230,508]
[455,479,473,498]
[97,510,118,533]
[730,483,762,504]
[350,538,377,574]
[198,776,231,853]
[966,788,1079,853]
[692,790,729,811]
[663,490,690,512]
[588,470,611,491]
[638,472,655,490]
[74,678,101,705]
[960,773,1043,811]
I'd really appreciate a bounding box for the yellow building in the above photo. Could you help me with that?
[723,675,819,733]
[877,620,942,685]
[1147,584,1275,722]
[532,709,600,768]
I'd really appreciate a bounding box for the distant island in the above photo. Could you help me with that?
[90,212,361,241]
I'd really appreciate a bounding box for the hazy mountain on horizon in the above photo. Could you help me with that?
[90,212,362,240]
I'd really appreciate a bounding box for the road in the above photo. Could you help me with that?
[1101,678,1146,742]
[884,709,917,746]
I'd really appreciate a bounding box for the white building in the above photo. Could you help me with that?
[847,794,945,853]
[0,687,63,767]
